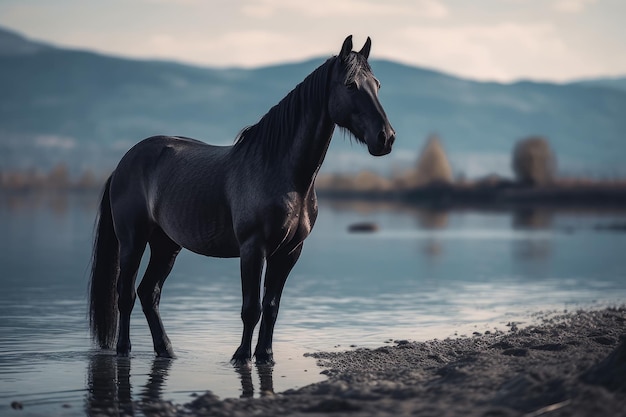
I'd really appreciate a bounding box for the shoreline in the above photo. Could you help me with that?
[317,182,626,210]
[159,307,626,417]
[3,183,626,208]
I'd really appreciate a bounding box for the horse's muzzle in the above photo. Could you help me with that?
[369,128,395,156]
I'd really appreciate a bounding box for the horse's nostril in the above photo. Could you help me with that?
[377,130,387,145]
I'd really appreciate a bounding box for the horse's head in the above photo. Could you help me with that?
[329,35,395,156]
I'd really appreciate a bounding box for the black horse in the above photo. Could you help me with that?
[89,35,395,365]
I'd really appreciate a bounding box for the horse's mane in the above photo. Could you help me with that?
[233,52,372,160]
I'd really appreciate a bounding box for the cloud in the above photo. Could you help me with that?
[147,30,309,66]
[553,0,598,13]
[34,135,76,149]
[386,22,576,81]
[241,0,448,19]
[1,0,622,81]
[140,0,203,4]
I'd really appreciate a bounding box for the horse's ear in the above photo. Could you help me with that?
[359,37,371,60]
[339,35,353,61]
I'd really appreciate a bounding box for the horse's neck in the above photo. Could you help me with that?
[235,59,336,192]
[261,68,335,192]
[286,108,335,192]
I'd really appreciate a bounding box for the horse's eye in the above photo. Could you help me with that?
[347,81,357,90]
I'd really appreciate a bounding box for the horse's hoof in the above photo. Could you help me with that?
[254,347,275,365]
[231,345,252,367]
[230,356,252,368]
[155,343,176,358]
[255,355,275,366]
[116,345,131,356]
[116,340,131,356]
[156,349,176,359]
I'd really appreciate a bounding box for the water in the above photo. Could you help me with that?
[1,192,626,416]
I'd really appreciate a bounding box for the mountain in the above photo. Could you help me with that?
[0,27,53,55]
[1,27,625,178]
[575,77,626,93]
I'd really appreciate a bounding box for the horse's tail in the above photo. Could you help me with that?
[89,175,120,349]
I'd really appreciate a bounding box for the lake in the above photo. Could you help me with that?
[1,191,626,416]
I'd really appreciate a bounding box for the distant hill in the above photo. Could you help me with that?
[0,27,53,55]
[575,77,626,93]
[1,27,625,178]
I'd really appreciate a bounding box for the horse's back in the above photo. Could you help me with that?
[112,135,230,189]
[111,136,205,201]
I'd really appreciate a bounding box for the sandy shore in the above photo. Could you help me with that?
[145,307,625,417]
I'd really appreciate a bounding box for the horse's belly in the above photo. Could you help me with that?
[159,216,240,258]
[176,230,240,258]
[189,239,240,258]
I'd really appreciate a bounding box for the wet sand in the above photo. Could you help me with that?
[146,307,626,417]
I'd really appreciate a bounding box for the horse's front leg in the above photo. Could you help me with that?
[254,243,303,365]
[231,239,265,366]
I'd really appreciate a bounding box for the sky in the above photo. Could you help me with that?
[0,0,624,82]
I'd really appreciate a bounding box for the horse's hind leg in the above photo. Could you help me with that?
[137,228,181,358]
[115,229,148,356]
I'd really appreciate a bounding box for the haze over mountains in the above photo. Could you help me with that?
[1,27,625,179]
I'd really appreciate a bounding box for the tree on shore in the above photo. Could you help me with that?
[394,134,453,189]
[512,136,556,186]
[46,163,69,188]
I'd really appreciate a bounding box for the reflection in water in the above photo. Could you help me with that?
[325,201,561,262]
[512,208,553,261]
[86,354,133,416]
[513,207,553,229]
[513,239,552,261]
[86,354,173,416]
[416,208,448,259]
[324,199,407,214]
[325,200,452,259]
[86,354,276,414]
[0,190,99,216]
[416,208,449,230]
[140,357,173,404]
[235,364,275,398]
[422,240,444,258]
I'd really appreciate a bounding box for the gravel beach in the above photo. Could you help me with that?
[142,307,626,417]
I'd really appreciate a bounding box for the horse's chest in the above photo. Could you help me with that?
[267,199,316,255]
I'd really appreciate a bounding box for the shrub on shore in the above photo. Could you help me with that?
[512,136,556,186]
